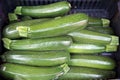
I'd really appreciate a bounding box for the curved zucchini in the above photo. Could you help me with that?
[68,43,118,54]
[3,18,50,39]
[15,1,71,18]
[68,30,119,46]
[68,55,116,70]
[59,67,116,80]
[17,13,88,38]
[2,36,72,51]
[0,63,70,80]
[1,50,70,66]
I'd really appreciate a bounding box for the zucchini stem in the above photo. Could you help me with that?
[106,45,118,52]
[60,64,70,74]
[102,18,110,27]
[17,26,28,37]
[110,36,119,46]
[14,6,22,15]
[2,38,12,49]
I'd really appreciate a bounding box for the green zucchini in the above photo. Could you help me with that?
[3,18,51,39]
[68,30,119,46]
[17,13,88,38]
[0,63,70,80]
[68,55,116,70]
[86,26,114,34]
[88,17,110,27]
[68,43,118,54]
[1,50,70,66]
[2,36,72,51]
[58,67,116,80]
[15,1,71,18]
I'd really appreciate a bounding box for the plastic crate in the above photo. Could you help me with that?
[0,0,120,79]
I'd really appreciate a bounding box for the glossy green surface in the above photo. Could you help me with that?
[17,1,71,18]
[86,26,114,34]
[2,50,70,66]
[68,30,112,46]
[58,67,116,80]
[68,43,106,54]
[3,36,72,51]
[68,55,116,70]
[25,13,88,38]
[3,18,50,39]
[0,63,68,80]
[88,17,102,27]
[88,17,110,27]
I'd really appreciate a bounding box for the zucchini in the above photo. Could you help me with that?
[68,43,118,54]
[68,55,116,70]
[58,67,116,80]
[2,36,72,51]
[88,17,110,27]
[86,26,114,34]
[1,50,70,66]
[3,18,51,39]
[15,1,71,18]
[17,13,88,38]
[68,30,119,46]
[0,63,70,80]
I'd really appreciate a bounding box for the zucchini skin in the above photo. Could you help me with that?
[0,63,69,80]
[18,13,88,38]
[86,26,114,34]
[1,50,70,66]
[68,43,117,53]
[59,67,116,80]
[15,1,71,18]
[68,43,106,54]
[3,18,50,39]
[3,36,72,51]
[88,17,110,27]
[88,17,102,27]
[68,30,116,46]
[68,55,116,70]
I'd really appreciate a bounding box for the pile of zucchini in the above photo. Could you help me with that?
[0,1,119,80]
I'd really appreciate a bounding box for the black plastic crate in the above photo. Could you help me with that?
[0,0,120,79]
